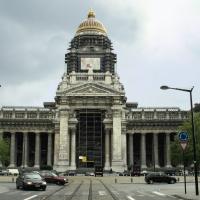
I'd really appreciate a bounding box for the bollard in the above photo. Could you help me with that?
[12,177,14,183]
[115,178,117,183]
[131,177,133,183]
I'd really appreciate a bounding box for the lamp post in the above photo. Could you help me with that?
[160,85,199,196]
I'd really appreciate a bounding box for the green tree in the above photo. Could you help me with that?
[0,139,10,166]
[171,112,200,168]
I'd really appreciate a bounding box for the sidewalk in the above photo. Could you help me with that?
[0,175,16,183]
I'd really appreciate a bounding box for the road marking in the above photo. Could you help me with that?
[112,190,119,195]
[127,195,135,200]
[24,195,38,200]
[98,190,106,195]
[152,191,166,196]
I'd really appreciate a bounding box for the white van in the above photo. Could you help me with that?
[8,169,19,176]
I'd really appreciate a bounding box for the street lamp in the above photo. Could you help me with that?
[160,85,199,196]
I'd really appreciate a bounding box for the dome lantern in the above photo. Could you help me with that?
[87,9,95,18]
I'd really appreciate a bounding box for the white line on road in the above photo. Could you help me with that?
[152,191,166,196]
[127,195,135,200]
[24,195,38,200]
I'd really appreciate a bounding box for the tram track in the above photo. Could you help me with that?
[34,178,120,200]
[98,179,120,200]
[38,181,73,200]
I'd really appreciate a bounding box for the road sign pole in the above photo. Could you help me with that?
[183,150,187,194]
[179,131,189,195]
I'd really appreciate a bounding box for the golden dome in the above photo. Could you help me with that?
[76,9,107,36]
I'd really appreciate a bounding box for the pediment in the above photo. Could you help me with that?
[63,83,123,97]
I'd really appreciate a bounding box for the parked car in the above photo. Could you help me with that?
[118,171,130,176]
[16,172,47,190]
[164,169,176,176]
[64,170,77,176]
[145,172,177,184]
[8,168,19,176]
[140,170,148,176]
[130,170,141,176]
[0,169,9,176]
[95,166,103,177]
[39,170,67,185]
[130,165,141,176]
[85,171,95,176]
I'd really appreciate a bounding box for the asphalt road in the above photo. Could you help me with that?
[0,176,198,200]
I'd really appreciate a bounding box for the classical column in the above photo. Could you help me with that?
[121,129,127,170]
[47,133,52,166]
[129,134,133,166]
[111,108,123,171]
[53,132,59,168]
[110,129,113,166]
[34,133,40,168]
[153,133,160,168]
[0,131,3,167]
[57,109,70,170]
[22,132,28,168]
[140,133,147,169]
[165,133,172,168]
[9,132,16,167]
[70,128,76,169]
[104,128,110,170]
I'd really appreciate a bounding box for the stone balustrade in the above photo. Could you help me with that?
[0,106,55,119]
[71,72,106,82]
[126,107,189,121]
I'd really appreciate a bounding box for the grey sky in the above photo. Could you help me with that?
[0,0,199,109]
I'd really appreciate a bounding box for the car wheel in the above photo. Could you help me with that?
[16,184,19,189]
[169,179,175,184]
[42,187,46,191]
[56,181,62,185]
[149,179,153,184]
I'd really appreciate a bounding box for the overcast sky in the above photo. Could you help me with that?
[0,0,199,110]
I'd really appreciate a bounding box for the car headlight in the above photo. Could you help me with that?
[42,181,47,185]
[64,178,66,181]
[26,181,32,185]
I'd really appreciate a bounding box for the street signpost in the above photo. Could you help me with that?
[179,131,189,142]
[178,131,189,194]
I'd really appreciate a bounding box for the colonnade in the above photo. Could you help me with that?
[103,131,172,170]
[0,131,53,168]
[128,132,172,169]
[0,130,174,170]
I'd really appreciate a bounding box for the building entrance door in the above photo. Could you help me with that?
[76,109,105,168]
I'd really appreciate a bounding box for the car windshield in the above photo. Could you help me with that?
[25,174,42,180]
[51,173,58,177]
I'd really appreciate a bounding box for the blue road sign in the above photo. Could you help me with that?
[178,131,189,142]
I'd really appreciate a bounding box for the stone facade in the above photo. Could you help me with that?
[0,10,189,172]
